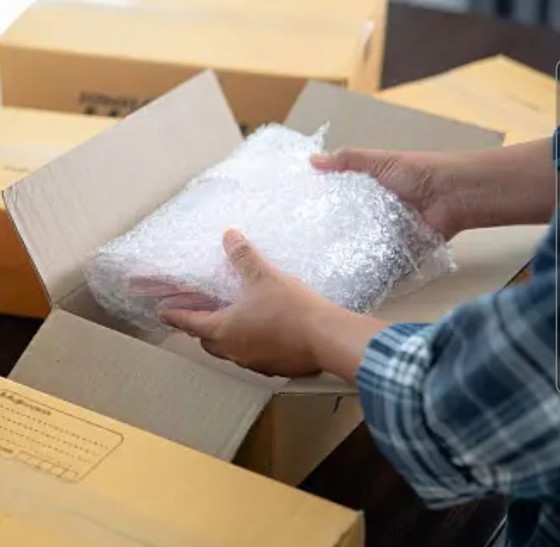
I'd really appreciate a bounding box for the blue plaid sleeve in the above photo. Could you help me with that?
[358,210,558,509]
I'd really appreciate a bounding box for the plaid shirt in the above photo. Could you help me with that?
[358,209,558,547]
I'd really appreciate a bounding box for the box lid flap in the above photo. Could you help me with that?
[3,70,242,305]
[285,81,504,151]
[376,224,547,323]
[9,310,273,462]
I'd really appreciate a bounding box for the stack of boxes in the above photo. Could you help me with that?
[0,2,554,544]
[0,0,387,129]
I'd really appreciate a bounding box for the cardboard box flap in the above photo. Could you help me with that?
[0,143,66,188]
[376,224,547,323]
[10,310,273,462]
[163,333,358,396]
[285,81,504,151]
[0,378,364,547]
[0,106,116,198]
[281,374,358,396]
[3,70,242,305]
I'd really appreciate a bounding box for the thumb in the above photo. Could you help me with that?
[160,308,217,338]
[223,229,272,282]
[311,148,395,176]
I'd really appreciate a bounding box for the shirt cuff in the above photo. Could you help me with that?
[357,322,433,394]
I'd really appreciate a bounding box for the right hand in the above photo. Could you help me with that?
[311,148,461,240]
[311,139,555,236]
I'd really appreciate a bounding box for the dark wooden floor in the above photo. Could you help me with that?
[1,3,558,546]
[301,425,505,547]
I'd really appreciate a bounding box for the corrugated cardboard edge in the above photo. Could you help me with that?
[10,309,273,462]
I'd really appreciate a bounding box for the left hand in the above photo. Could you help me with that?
[160,229,332,377]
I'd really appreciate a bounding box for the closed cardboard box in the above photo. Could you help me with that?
[0,378,364,546]
[0,0,388,131]
[0,107,114,318]
[5,72,545,488]
[376,56,555,145]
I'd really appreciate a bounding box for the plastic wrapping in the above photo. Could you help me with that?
[86,124,454,330]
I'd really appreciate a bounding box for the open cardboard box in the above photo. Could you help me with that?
[4,71,547,486]
[0,107,114,317]
[0,377,363,546]
[0,0,387,131]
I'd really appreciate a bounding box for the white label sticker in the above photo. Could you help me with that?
[0,390,122,482]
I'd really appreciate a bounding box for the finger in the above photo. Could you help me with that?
[158,293,225,312]
[129,277,181,297]
[311,148,394,175]
[160,309,218,338]
[310,153,340,170]
[223,229,274,282]
[200,339,228,360]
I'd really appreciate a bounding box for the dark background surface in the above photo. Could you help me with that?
[1,3,558,546]
[382,1,560,88]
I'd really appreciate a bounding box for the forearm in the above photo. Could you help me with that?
[446,138,555,232]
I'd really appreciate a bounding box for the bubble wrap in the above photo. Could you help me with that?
[86,124,453,330]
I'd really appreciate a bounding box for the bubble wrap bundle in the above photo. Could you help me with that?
[86,124,453,330]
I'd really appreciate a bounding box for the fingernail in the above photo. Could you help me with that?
[310,153,332,168]
[224,228,245,245]
[160,317,174,328]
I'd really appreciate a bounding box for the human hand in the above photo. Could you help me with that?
[160,230,386,382]
[160,229,330,378]
[311,138,555,235]
[311,148,461,239]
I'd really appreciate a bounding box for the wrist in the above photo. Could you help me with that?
[437,139,555,232]
[425,154,473,237]
[305,302,387,384]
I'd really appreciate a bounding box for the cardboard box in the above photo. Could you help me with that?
[0,107,114,317]
[0,0,388,131]
[0,378,363,546]
[375,56,555,145]
[4,71,546,487]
